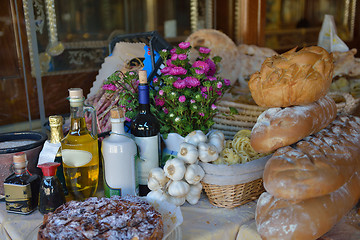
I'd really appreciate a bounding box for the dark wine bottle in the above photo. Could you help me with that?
[130,70,160,196]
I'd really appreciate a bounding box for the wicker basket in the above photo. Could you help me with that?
[213,90,360,139]
[202,178,265,208]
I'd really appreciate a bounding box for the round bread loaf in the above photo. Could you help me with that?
[248,46,334,107]
[38,196,163,240]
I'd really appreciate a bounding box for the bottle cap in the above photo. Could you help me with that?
[138,70,148,84]
[110,107,125,119]
[49,115,63,127]
[68,88,83,99]
[13,152,26,163]
[38,162,61,177]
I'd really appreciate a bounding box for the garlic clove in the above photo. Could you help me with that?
[198,142,219,162]
[177,142,198,164]
[185,130,207,146]
[166,194,186,206]
[186,183,202,205]
[147,189,167,202]
[167,180,190,197]
[164,158,186,181]
[184,164,205,185]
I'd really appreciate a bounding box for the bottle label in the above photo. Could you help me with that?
[62,149,92,167]
[104,178,122,197]
[134,135,159,185]
[4,183,34,214]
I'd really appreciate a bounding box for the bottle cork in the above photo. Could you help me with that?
[68,88,83,99]
[13,152,26,163]
[138,70,148,84]
[110,107,125,119]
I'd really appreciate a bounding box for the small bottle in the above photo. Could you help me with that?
[48,115,68,195]
[38,162,66,214]
[102,107,138,197]
[130,70,160,196]
[4,152,40,214]
[61,88,99,200]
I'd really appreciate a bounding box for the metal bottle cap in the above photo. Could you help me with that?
[68,88,83,99]
[138,70,148,84]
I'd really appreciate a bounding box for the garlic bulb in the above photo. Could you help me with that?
[164,158,186,181]
[198,142,219,162]
[208,130,225,142]
[177,142,198,164]
[167,180,190,197]
[166,194,186,206]
[209,136,224,153]
[184,164,205,185]
[148,168,169,191]
[186,183,202,205]
[147,189,167,202]
[185,130,207,146]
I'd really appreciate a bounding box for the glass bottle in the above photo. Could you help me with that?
[48,115,68,195]
[61,88,99,200]
[4,152,40,214]
[102,107,138,197]
[38,162,65,214]
[130,70,160,196]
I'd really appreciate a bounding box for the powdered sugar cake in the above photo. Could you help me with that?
[38,195,163,240]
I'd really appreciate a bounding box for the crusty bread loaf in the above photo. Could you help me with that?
[256,171,360,240]
[248,46,334,107]
[263,115,360,200]
[250,95,337,153]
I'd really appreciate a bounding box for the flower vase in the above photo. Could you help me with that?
[161,133,185,167]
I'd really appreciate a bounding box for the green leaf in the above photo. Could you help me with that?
[229,107,239,115]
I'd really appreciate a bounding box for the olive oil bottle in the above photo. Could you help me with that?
[61,88,99,200]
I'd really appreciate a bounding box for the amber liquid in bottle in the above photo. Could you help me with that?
[61,88,99,200]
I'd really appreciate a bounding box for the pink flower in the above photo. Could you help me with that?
[125,117,131,122]
[102,84,117,91]
[199,112,205,116]
[207,76,217,81]
[173,79,186,89]
[216,90,222,96]
[178,54,187,60]
[190,99,196,104]
[166,59,176,67]
[155,97,165,106]
[192,61,209,75]
[202,93,208,99]
[179,95,186,102]
[170,66,187,75]
[170,48,176,54]
[163,107,169,114]
[179,42,190,49]
[184,76,200,88]
[199,47,211,54]
[217,82,223,88]
[129,72,135,75]
[224,79,231,86]
[205,59,217,76]
[200,86,207,93]
[153,77,158,83]
[171,54,178,61]
[211,104,217,110]
[161,66,171,74]
[159,89,164,96]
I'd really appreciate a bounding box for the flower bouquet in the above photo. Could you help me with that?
[102,41,231,137]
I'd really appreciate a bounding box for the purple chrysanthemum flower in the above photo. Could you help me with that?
[202,93,208,99]
[129,72,135,75]
[185,76,200,88]
[211,104,217,110]
[199,112,205,116]
[179,95,186,103]
[166,59,176,67]
[155,97,165,106]
[179,42,190,49]
[163,107,169,114]
[200,86,207,93]
[190,99,196,104]
[178,54,187,60]
[161,66,171,74]
[205,59,217,76]
[170,48,176,54]
[102,84,117,91]
[199,47,211,54]
[224,79,231,86]
[173,79,186,89]
[192,61,209,75]
[169,66,187,75]
[217,82,223,89]
[171,54,178,61]
[216,90,222,96]
[159,89,164,96]
[207,76,217,81]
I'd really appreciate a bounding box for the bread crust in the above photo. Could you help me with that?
[263,115,360,200]
[248,46,334,107]
[256,171,360,240]
[250,95,337,153]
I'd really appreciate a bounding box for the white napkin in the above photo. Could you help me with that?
[37,140,61,165]
[318,14,349,52]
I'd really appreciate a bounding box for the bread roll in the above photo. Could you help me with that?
[248,46,334,107]
[263,115,360,200]
[250,95,337,153]
[256,171,360,240]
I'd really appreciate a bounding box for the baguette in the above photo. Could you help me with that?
[256,171,360,240]
[250,95,337,153]
[263,115,360,200]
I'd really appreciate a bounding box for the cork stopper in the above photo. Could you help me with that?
[138,70,148,84]
[13,152,26,163]
[68,88,83,99]
[110,107,125,119]
[49,115,63,127]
